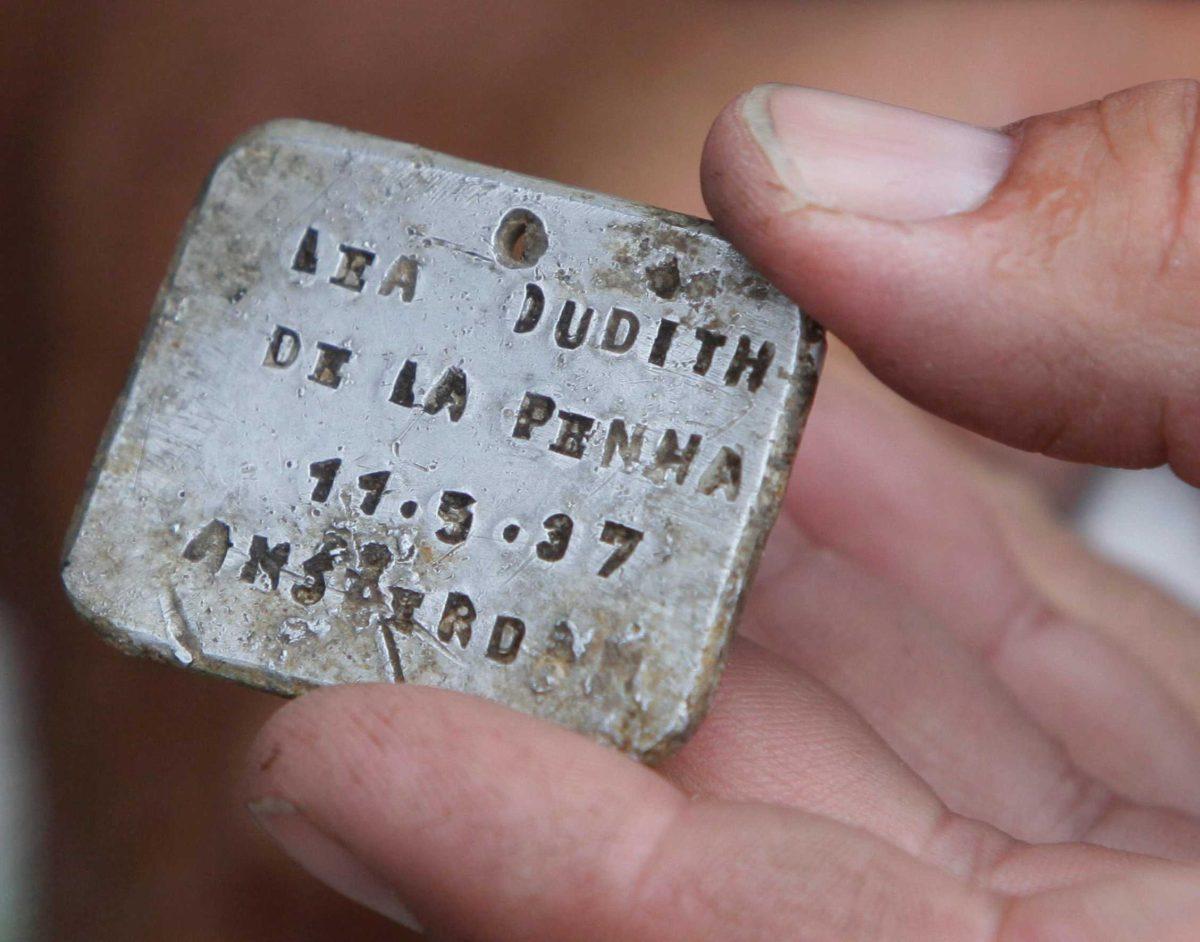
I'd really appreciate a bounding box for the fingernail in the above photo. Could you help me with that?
[248,797,423,934]
[742,85,1015,221]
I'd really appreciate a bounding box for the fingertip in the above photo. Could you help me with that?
[245,684,403,804]
[244,686,438,930]
[246,683,580,811]
[700,86,791,249]
[244,686,1004,942]
[700,86,913,331]
[246,793,425,932]
[243,684,686,938]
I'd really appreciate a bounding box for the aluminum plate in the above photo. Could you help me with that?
[62,120,823,760]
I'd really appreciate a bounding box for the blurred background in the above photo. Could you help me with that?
[2,1,1200,939]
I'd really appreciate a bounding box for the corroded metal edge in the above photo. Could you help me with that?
[651,318,824,763]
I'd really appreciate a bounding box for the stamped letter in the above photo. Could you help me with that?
[554,300,593,350]
[697,446,743,500]
[598,521,643,577]
[264,326,301,368]
[648,317,679,367]
[600,308,640,354]
[645,429,702,485]
[435,491,476,545]
[308,343,352,389]
[240,535,290,591]
[389,360,418,407]
[723,336,775,392]
[329,244,376,292]
[438,592,476,648]
[601,419,646,472]
[291,226,319,274]
[487,616,526,664]
[182,519,232,573]
[549,411,596,460]
[384,586,425,635]
[512,392,556,440]
[512,283,545,333]
[423,367,469,422]
[378,256,418,301]
[357,470,390,515]
[309,458,341,503]
[292,535,347,605]
[345,542,393,604]
[692,328,727,376]
[536,513,574,562]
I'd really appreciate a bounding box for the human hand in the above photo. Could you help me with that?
[244,80,1200,940]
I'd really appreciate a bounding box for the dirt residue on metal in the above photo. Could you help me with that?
[645,256,682,299]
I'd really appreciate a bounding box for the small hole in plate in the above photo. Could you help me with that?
[494,208,548,268]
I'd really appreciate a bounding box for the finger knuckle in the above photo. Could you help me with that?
[1092,82,1200,277]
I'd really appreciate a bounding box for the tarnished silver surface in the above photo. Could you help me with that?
[62,120,823,760]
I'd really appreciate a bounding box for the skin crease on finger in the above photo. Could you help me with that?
[765,365,1200,821]
[729,378,1200,858]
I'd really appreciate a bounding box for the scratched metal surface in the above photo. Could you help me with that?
[62,120,824,760]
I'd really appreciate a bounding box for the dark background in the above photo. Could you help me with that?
[3,2,1199,938]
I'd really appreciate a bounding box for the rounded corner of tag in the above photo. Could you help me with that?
[633,703,715,766]
[225,117,314,153]
[199,119,326,200]
[60,562,107,640]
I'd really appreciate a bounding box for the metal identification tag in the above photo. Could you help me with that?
[62,120,823,760]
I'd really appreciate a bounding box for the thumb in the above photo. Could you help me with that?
[702,80,1200,484]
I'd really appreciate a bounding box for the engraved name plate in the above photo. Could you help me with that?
[62,120,824,760]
